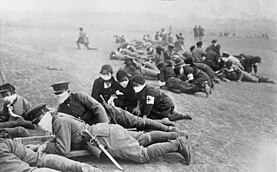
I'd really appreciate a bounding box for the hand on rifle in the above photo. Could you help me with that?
[132,106,141,116]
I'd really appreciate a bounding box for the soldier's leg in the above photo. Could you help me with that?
[32,168,59,172]
[156,118,176,126]
[5,127,30,137]
[257,76,275,83]
[108,106,175,132]
[179,84,203,94]
[0,119,34,129]
[146,137,191,165]
[76,41,81,49]
[84,43,93,50]
[169,109,192,121]
[135,131,188,147]
[39,153,102,172]
[241,71,259,82]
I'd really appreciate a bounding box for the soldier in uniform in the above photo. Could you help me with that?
[206,40,221,58]
[236,54,261,75]
[131,75,192,121]
[157,60,207,95]
[192,41,207,63]
[174,58,212,98]
[0,83,34,137]
[52,82,109,125]
[221,61,275,83]
[52,82,179,132]
[26,105,191,165]
[76,27,93,50]
[193,25,199,40]
[0,136,101,172]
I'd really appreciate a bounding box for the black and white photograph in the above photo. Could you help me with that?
[0,0,276,171]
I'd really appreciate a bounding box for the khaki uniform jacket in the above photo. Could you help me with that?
[1,95,32,122]
[45,115,149,163]
[58,92,109,125]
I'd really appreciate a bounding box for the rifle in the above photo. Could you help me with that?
[100,95,137,131]
[80,129,124,171]
[99,95,118,125]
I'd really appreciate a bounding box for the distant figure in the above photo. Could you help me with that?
[221,61,275,84]
[193,25,199,40]
[159,28,167,46]
[114,35,126,44]
[168,33,174,44]
[198,26,204,40]
[155,31,161,41]
[76,27,92,50]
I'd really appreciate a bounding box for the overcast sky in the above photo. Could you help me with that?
[0,0,276,20]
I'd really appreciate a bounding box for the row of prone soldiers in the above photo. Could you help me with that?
[0,68,193,172]
[110,38,275,88]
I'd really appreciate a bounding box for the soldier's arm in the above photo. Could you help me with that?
[22,98,32,119]
[77,92,109,123]
[44,118,72,155]
[234,67,243,82]
[0,138,38,171]
[91,78,101,103]
[141,90,156,118]
[0,103,10,122]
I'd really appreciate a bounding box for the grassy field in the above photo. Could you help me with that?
[0,13,276,172]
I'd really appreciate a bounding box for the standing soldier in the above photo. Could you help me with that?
[193,25,198,40]
[76,27,93,50]
[198,26,205,40]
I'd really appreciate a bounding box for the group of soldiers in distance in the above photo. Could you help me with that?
[193,25,205,40]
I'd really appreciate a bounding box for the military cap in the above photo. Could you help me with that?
[225,61,233,68]
[51,82,69,92]
[132,75,145,85]
[212,40,217,44]
[222,52,230,57]
[123,56,134,64]
[26,104,49,123]
[196,41,203,47]
[0,83,15,93]
[168,43,175,48]
[174,57,185,67]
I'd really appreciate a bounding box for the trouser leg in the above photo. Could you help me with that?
[257,76,275,83]
[0,119,34,129]
[32,168,60,172]
[136,131,182,147]
[168,110,186,121]
[109,106,173,132]
[137,118,170,132]
[76,41,81,49]
[180,85,203,94]
[146,140,179,160]
[242,71,258,82]
[146,137,191,164]
[84,43,92,50]
[38,153,102,172]
[5,127,30,138]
